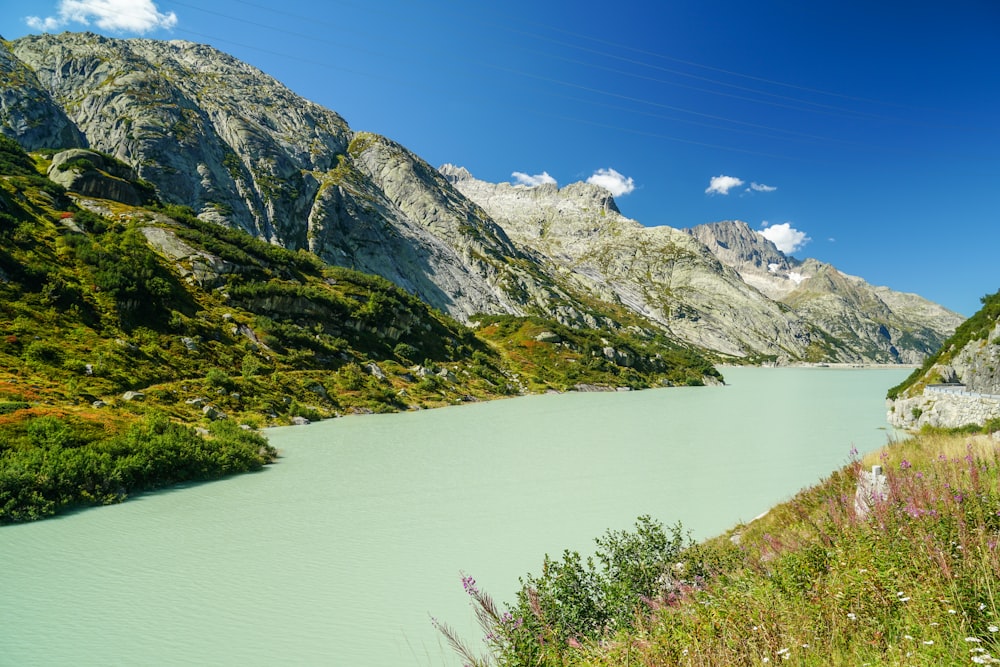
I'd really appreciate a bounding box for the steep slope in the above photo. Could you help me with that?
[887,290,1000,430]
[0,39,84,150]
[688,221,964,363]
[3,32,578,323]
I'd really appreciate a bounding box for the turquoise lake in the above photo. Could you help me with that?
[0,366,909,665]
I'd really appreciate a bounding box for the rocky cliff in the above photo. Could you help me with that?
[888,292,1000,430]
[3,32,578,322]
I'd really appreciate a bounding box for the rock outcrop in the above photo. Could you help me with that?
[0,37,84,150]
[888,288,1000,430]
[47,149,149,205]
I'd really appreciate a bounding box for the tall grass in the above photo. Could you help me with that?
[445,431,1000,665]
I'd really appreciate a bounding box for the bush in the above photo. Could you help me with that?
[205,368,235,391]
[437,516,694,666]
[0,413,275,523]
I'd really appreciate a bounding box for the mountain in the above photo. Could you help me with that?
[887,290,1000,430]
[686,221,964,363]
[443,168,962,363]
[0,32,961,365]
[3,32,580,323]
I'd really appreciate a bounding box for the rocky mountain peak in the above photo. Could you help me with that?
[438,163,473,183]
[685,221,800,297]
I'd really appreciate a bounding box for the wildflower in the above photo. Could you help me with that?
[801,643,810,648]
[900,459,912,469]
[905,635,914,640]
[951,609,959,614]
[777,648,789,655]
[924,640,935,645]
[967,637,983,642]
[762,658,769,664]
[847,612,857,620]
[980,603,988,611]
[899,597,911,602]
[916,471,924,479]
[989,625,999,633]
[931,622,941,626]
[971,655,990,664]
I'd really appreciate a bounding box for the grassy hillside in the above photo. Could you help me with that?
[442,429,1000,666]
[888,290,1000,400]
[0,137,719,523]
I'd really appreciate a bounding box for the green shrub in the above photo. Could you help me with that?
[205,368,234,390]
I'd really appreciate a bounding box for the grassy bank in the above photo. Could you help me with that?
[446,429,1000,665]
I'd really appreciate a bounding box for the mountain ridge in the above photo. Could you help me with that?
[1,31,962,365]
[444,166,962,363]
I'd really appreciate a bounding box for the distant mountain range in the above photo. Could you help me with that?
[1,32,963,365]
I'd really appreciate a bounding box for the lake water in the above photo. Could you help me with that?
[0,367,908,666]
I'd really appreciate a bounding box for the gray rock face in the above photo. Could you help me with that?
[443,166,818,361]
[889,321,1000,430]
[11,32,351,244]
[0,38,84,150]
[5,33,585,324]
[47,149,146,205]
[688,221,964,363]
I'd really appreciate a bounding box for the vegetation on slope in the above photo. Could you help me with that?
[443,430,1000,665]
[888,289,1000,400]
[0,136,719,522]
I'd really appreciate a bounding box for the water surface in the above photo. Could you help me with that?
[0,367,907,665]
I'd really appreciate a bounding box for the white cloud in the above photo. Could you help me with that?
[760,222,811,254]
[705,174,744,195]
[749,182,777,193]
[25,15,63,31]
[587,168,635,196]
[26,0,178,34]
[511,171,557,187]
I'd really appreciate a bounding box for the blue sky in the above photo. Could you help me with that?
[3,0,998,316]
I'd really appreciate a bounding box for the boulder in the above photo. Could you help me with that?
[47,149,147,205]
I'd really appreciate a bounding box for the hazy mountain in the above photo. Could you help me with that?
[687,221,964,364]
[444,168,962,363]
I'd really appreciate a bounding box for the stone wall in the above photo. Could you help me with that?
[888,388,1000,430]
